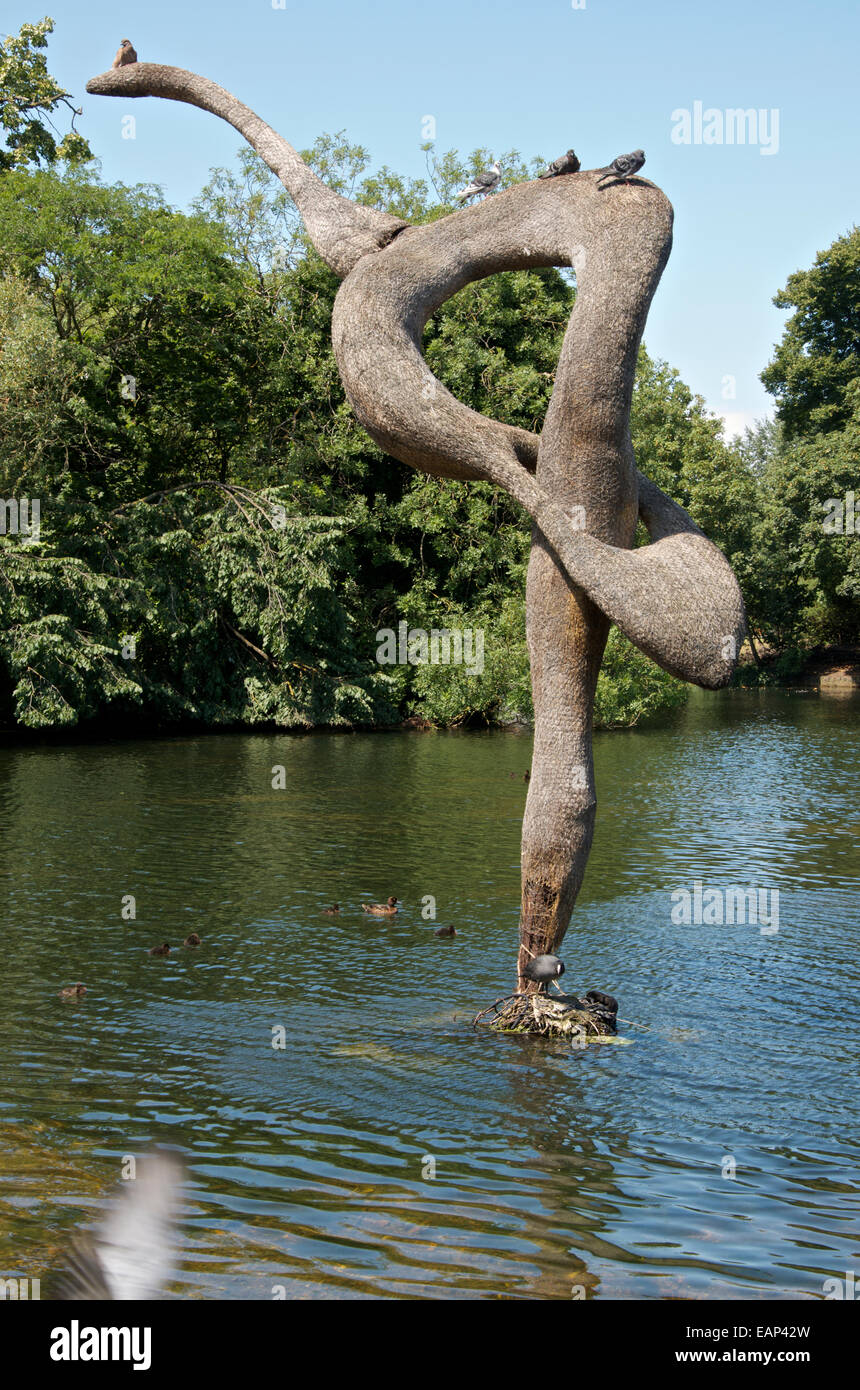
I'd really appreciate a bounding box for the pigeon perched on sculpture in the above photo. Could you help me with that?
[455,160,501,203]
[539,149,581,178]
[597,150,646,187]
[112,39,137,69]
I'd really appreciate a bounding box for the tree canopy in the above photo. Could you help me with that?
[0,17,91,171]
[1,18,854,733]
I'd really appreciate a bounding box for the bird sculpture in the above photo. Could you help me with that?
[522,953,565,991]
[321,904,341,916]
[597,150,645,187]
[362,896,399,916]
[455,161,501,204]
[148,942,171,957]
[55,1151,185,1299]
[539,149,581,178]
[58,983,87,998]
[111,39,138,69]
[434,925,457,938]
[183,933,201,947]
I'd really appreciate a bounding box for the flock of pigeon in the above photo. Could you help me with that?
[455,148,646,202]
[108,43,645,205]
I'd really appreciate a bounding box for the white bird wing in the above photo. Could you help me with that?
[58,1152,185,1300]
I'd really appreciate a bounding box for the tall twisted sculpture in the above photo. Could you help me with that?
[88,63,746,999]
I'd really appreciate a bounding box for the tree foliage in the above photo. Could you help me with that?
[0,17,91,171]
[761,227,860,438]
[743,227,860,650]
[7,47,831,733]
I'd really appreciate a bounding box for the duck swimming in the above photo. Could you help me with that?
[321,904,341,916]
[148,942,171,957]
[434,925,457,937]
[362,896,399,916]
[183,933,201,947]
[58,983,87,998]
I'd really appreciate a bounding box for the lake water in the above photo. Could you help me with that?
[1,689,858,1299]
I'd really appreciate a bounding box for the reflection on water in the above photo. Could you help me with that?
[0,689,858,1298]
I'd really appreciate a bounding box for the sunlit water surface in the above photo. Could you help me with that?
[1,689,858,1298]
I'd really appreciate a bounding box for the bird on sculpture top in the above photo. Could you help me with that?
[597,150,646,187]
[539,149,581,178]
[112,39,138,69]
[455,161,501,204]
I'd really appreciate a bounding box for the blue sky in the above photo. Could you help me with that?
[8,0,859,435]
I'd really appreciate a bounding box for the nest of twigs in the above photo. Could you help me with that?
[474,990,617,1040]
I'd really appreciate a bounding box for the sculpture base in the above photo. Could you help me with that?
[473,991,617,1040]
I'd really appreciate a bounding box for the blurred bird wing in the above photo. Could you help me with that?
[58,1152,185,1301]
[55,1235,114,1300]
[98,1153,184,1299]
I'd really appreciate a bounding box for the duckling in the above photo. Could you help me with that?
[148,942,171,957]
[58,983,87,998]
[434,925,457,938]
[183,933,201,947]
[362,896,399,916]
[321,904,341,916]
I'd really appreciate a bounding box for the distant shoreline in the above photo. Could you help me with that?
[1,658,856,750]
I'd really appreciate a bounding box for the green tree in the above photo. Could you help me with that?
[761,226,860,438]
[2,139,750,732]
[0,17,91,171]
[0,167,260,496]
